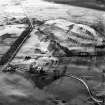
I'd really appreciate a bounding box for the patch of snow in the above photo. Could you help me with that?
[0,24,25,37]
[0,0,62,14]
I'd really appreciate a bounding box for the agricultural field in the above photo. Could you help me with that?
[0,0,105,105]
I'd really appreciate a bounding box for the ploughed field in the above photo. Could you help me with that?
[0,1,105,105]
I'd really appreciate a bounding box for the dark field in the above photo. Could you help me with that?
[44,0,105,10]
